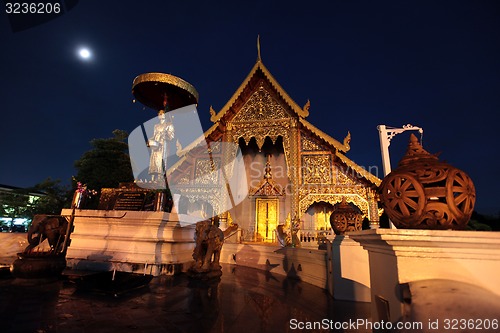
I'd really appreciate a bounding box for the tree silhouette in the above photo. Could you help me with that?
[74,129,134,197]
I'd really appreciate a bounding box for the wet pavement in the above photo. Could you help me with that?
[0,264,371,333]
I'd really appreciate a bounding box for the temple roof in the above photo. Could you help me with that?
[298,118,351,153]
[208,58,352,152]
[209,59,309,123]
[169,56,381,187]
[336,152,381,186]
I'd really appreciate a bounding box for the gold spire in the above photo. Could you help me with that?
[257,35,261,62]
[264,154,272,179]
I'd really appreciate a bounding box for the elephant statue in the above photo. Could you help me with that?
[192,220,224,272]
[25,215,68,254]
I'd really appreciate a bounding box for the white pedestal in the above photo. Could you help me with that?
[63,209,197,275]
[327,235,371,302]
[349,229,500,324]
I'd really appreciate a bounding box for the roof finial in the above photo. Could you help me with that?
[257,35,261,62]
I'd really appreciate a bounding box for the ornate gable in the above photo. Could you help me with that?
[210,60,308,124]
[250,180,284,197]
[232,82,291,122]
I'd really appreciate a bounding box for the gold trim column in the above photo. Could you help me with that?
[219,123,235,217]
[290,118,300,221]
[367,188,380,229]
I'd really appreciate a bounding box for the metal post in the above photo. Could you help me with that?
[378,125,393,176]
[377,124,423,228]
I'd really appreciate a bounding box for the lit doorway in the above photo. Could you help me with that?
[255,198,278,242]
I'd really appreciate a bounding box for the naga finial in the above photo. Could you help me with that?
[303,99,310,115]
[209,105,217,122]
[176,139,183,157]
[343,131,351,152]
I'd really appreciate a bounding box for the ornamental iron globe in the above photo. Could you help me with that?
[378,134,475,229]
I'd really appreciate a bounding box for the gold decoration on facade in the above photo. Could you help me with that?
[336,152,381,186]
[220,140,239,181]
[231,120,293,176]
[210,60,309,123]
[298,118,351,153]
[367,188,381,223]
[249,156,284,196]
[195,158,220,185]
[379,134,475,229]
[301,136,324,151]
[164,54,382,235]
[298,185,367,199]
[289,123,300,220]
[166,125,220,177]
[178,186,222,215]
[233,83,288,122]
[299,194,369,218]
[302,155,332,184]
[333,165,357,186]
[227,211,234,226]
[177,174,190,185]
[209,140,221,154]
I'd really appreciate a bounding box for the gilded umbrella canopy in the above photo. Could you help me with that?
[132,73,199,111]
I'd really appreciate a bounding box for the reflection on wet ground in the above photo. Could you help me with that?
[0,264,371,333]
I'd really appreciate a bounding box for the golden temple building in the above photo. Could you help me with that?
[168,52,381,245]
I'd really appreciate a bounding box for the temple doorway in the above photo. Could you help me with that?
[302,201,334,234]
[255,198,278,242]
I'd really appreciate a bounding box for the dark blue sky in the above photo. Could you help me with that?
[1,0,499,215]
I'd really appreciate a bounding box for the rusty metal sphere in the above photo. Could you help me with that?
[330,198,363,235]
[379,134,475,229]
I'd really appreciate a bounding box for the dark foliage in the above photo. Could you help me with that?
[74,129,134,192]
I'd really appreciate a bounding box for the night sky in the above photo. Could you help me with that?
[1,1,499,215]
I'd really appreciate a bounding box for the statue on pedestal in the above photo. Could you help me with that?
[148,96,175,182]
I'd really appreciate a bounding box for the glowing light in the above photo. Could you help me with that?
[78,48,91,60]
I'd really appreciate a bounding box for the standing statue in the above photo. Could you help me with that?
[148,96,175,181]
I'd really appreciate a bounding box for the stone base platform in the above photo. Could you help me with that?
[62,209,198,276]
[220,242,328,289]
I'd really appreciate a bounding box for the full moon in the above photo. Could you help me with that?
[78,48,91,60]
